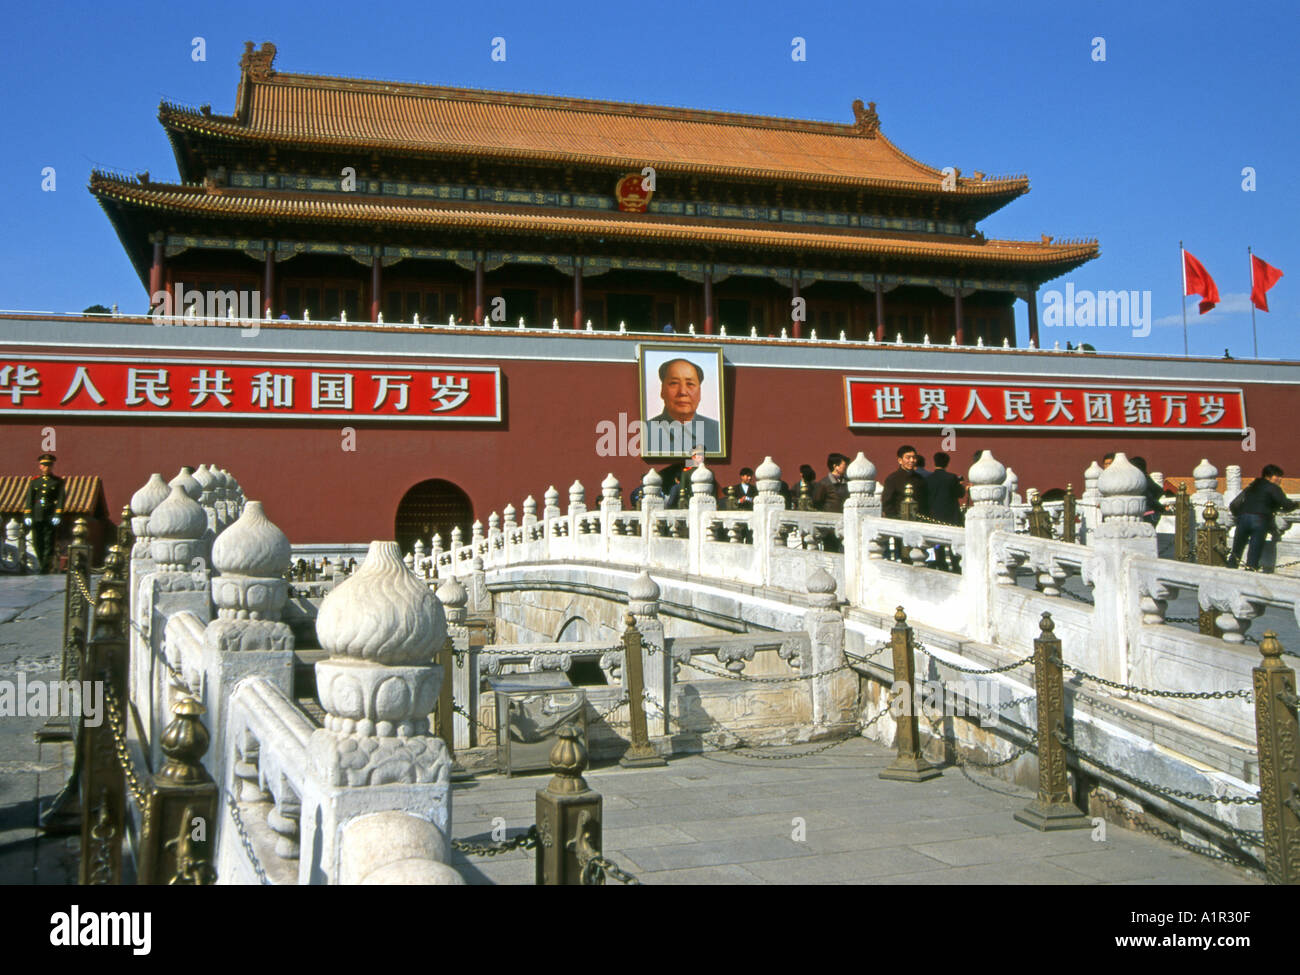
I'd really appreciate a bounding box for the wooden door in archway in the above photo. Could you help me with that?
[394,479,473,554]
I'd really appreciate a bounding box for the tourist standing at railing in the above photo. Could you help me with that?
[665,445,710,508]
[1228,464,1298,571]
[926,453,965,526]
[731,467,757,508]
[881,445,929,518]
[812,453,849,513]
[914,454,932,480]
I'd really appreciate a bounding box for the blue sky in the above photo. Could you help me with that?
[1,0,1295,358]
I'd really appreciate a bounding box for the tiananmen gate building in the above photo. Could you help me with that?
[2,41,1295,548]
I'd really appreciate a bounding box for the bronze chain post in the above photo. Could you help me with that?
[39,519,96,830]
[1062,485,1077,544]
[1173,483,1192,562]
[796,479,813,512]
[1015,612,1091,830]
[880,607,941,782]
[434,634,455,753]
[1028,495,1054,539]
[1253,631,1300,885]
[138,697,218,884]
[41,517,94,744]
[535,725,603,884]
[900,483,917,522]
[619,614,665,768]
[78,545,129,884]
[1196,503,1228,637]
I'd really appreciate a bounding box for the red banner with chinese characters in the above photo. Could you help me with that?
[0,356,502,421]
[845,379,1246,432]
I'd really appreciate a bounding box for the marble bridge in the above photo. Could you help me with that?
[96,450,1300,882]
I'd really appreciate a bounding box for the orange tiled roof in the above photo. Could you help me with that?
[90,173,1097,270]
[0,476,105,516]
[158,43,1027,198]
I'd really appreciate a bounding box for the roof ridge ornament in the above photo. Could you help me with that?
[851,99,880,138]
[240,41,277,81]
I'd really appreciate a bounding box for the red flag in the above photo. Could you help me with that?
[1251,254,1284,312]
[1182,249,1220,314]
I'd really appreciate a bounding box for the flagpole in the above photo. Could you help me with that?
[1249,246,1258,358]
[1180,240,1188,356]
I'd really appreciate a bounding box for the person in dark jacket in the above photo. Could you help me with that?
[1229,464,1298,570]
[812,453,849,513]
[881,445,928,519]
[926,452,965,525]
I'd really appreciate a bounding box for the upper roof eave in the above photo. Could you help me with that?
[88,172,1096,276]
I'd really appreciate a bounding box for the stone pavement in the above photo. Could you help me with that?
[451,744,1261,885]
[0,573,1264,885]
[0,574,79,884]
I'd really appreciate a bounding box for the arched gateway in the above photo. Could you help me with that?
[394,479,473,554]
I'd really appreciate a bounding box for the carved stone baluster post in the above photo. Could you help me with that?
[1252,632,1300,885]
[1080,460,1102,542]
[1224,464,1243,526]
[1190,458,1225,526]
[627,573,668,738]
[312,542,453,874]
[753,457,785,588]
[880,608,941,782]
[436,576,472,750]
[687,462,715,576]
[805,567,853,731]
[965,452,1011,643]
[1092,454,1156,683]
[1015,613,1091,831]
[842,452,878,607]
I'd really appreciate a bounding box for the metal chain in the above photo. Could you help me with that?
[993,694,1037,712]
[1053,657,1253,701]
[71,568,95,603]
[844,642,893,664]
[722,700,893,760]
[88,796,116,885]
[1054,728,1260,805]
[923,712,1038,769]
[1090,791,1261,871]
[682,656,855,684]
[581,853,642,885]
[451,701,497,735]
[1059,588,1095,606]
[451,824,539,857]
[916,641,1035,675]
[590,695,631,724]
[224,793,272,885]
[100,681,152,836]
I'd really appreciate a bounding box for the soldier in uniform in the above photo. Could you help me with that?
[23,453,66,573]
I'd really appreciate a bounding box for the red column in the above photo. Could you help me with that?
[874,276,886,341]
[791,276,802,338]
[573,262,583,329]
[263,251,274,317]
[1026,289,1039,347]
[149,236,164,310]
[474,258,485,325]
[703,269,714,334]
[370,256,382,322]
[954,286,965,345]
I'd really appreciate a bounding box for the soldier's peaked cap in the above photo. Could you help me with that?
[38,453,56,464]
